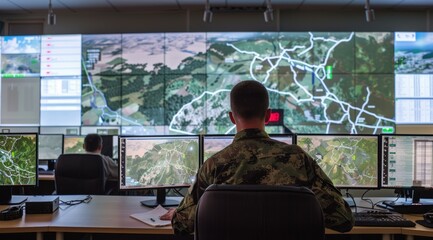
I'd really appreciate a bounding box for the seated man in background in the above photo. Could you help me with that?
[83,133,118,182]
[161,80,354,234]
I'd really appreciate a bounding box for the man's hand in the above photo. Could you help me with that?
[160,208,176,221]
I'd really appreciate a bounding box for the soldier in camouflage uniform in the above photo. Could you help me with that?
[161,80,354,234]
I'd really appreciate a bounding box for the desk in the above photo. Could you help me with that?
[50,195,173,240]
[1,195,433,240]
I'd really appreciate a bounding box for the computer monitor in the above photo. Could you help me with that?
[38,134,63,161]
[119,135,200,207]
[100,135,118,159]
[0,133,38,204]
[296,134,379,189]
[202,134,294,163]
[63,135,85,154]
[63,135,117,159]
[381,134,433,189]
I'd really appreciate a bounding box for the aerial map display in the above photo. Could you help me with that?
[63,136,85,154]
[79,32,395,134]
[121,137,199,188]
[297,135,378,188]
[0,134,37,185]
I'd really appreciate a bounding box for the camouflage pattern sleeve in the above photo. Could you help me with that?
[171,161,213,235]
[171,181,198,235]
[305,153,354,232]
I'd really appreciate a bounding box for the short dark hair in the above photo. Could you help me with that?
[84,134,103,152]
[230,80,269,119]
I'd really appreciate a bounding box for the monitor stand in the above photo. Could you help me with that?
[140,188,180,208]
[0,187,27,205]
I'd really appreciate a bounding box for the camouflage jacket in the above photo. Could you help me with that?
[172,128,354,234]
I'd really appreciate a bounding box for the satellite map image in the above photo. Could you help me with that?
[0,135,37,185]
[123,138,199,188]
[80,32,395,134]
[297,135,378,187]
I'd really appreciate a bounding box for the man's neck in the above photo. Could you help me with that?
[235,119,265,132]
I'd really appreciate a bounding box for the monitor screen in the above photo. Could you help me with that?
[119,135,200,190]
[0,133,38,186]
[202,134,293,162]
[63,135,85,154]
[63,135,117,159]
[100,135,118,159]
[381,134,433,188]
[38,134,63,160]
[296,134,379,188]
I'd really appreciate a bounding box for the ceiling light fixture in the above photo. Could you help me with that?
[48,0,56,25]
[264,0,274,23]
[365,0,375,22]
[203,0,213,23]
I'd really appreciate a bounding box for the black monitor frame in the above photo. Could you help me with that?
[0,133,38,204]
[295,133,381,190]
[118,135,201,207]
[100,135,115,159]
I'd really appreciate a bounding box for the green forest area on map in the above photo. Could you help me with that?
[80,32,395,135]
[0,136,37,185]
[125,140,199,187]
[297,136,378,187]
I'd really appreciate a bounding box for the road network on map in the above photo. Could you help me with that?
[0,135,36,185]
[124,139,199,187]
[80,32,394,134]
[169,32,395,134]
[297,136,378,187]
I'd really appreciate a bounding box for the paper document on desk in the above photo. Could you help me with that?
[130,205,171,227]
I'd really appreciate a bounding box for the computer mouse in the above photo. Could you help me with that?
[423,212,433,224]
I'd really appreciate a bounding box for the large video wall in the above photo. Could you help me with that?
[0,32,431,135]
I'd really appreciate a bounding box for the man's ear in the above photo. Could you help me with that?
[264,109,271,123]
[229,112,236,124]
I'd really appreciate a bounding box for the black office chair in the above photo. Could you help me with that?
[195,184,325,240]
[54,154,108,195]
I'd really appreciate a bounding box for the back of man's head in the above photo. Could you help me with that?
[84,134,103,153]
[230,80,269,120]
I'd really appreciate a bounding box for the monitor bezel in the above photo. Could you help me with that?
[295,133,381,190]
[118,134,201,191]
[38,133,64,161]
[380,133,433,189]
[0,132,39,187]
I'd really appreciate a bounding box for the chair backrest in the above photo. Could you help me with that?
[195,184,325,240]
[55,154,107,195]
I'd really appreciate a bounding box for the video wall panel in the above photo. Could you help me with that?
[2,31,433,134]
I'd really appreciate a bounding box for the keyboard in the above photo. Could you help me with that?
[354,212,416,227]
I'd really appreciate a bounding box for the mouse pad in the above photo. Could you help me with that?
[416,220,433,228]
